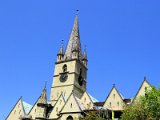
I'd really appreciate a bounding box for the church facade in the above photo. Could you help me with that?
[6,15,152,120]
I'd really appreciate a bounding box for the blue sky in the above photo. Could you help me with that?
[1,0,160,119]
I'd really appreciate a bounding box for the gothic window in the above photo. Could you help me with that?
[66,116,73,120]
[63,64,67,73]
[70,103,72,108]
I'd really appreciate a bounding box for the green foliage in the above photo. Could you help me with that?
[79,111,103,120]
[121,86,160,120]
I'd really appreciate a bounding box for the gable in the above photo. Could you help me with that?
[28,96,40,119]
[49,94,65,119]
[61,93,82,113]
[134,80,152,100]
[80,92,94,110]
[6,97,25,120]
[103,87,124,111]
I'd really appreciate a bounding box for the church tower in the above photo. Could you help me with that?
[50,15,88,105]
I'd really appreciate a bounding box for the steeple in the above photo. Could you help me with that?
[38,84,47,104]
[65,15,82,59]
[36,84,48,119]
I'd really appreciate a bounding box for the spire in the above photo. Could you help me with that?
[57,40,64,62]
[65,14,82,59]
[58,40,64,55]
[82,45,88,66]
[38,84,47,104]
[82,45,87,60]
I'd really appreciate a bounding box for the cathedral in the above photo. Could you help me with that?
[6,15,152,120]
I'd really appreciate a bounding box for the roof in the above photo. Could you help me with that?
[88,93,99,103]
[22,101,32,114]
[65,15,82,59]
[94,102,104,107]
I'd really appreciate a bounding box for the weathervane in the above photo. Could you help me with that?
[76,9,79,15]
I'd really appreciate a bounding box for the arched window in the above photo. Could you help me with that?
[66,116,73,120]
[79,68,82,75]
[63,64,67,73]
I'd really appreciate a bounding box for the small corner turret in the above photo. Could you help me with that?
[82,46,88,66]
[57,40,64,62]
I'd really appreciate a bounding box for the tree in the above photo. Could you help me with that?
[121,86,160,120]
[79,111,103,120]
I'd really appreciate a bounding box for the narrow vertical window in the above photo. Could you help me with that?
[113,94,115,99]
[110,102,112,107]
[56,107,58,112]
[63,64,67,73]
[117,102,119,107]
[19,110,21,114]
[70,103,72,108]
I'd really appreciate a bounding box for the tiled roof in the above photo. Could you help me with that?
[88,93,99,103]
[22,101,32,114]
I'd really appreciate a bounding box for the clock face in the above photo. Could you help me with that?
[78,75,83,86]
[60,73,68,82]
